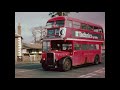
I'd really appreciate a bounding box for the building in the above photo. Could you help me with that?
[22,43,42,62]
[15,23,42,62]
[15,23,23,62]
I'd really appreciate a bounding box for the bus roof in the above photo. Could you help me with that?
[47,16,102,28]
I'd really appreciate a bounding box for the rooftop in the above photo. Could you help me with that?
[15,33,23,39]
[22,43,42,49]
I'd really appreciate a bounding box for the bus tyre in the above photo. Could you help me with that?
[59,58,72,71]
[94,55,99,65]
[42,62,50,71]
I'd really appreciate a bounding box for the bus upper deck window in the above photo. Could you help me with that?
[87,25,93,30]
[81,24,87,30]
[99,28,103,33]
[94,26,99,32]
[66,20,72,27]
[56,20,64,27]
[46,21,54,28]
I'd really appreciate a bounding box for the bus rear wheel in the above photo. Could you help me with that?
[94,55,99,65]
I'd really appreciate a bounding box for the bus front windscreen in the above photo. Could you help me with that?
[46,21,54,28]
[42,41,51,51]
[51,40,72,51]
[56,20,64,27]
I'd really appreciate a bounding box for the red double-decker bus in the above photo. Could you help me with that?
[40,16,104,71]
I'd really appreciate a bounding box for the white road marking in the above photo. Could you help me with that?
[77,68,105,78]
[78,73,97,78]
[78,75,87,77]
[18,71,26,72]
[94,68,105,72]
[85,73,97,76]
[95,70,104,73]
[83,76,92,78]
[15,68,42,73]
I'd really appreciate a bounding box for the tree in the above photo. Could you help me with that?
[49,12,70,17]
[31,26,47,43]
[32,29,37,43]
[49,12,79,17]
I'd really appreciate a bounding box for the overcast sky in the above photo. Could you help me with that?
[15,12,105,43]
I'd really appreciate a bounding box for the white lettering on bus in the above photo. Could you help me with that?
[75,31,98,39]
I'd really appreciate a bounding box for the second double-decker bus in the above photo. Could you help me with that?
[40,16,104,71]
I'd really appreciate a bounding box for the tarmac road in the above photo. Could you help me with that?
[15,55,105,78]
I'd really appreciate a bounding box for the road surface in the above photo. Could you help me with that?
[15,56,105,78]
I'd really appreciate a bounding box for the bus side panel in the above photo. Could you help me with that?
[65,27,73,38]
[73,50,83,66]
[88,50,100,63]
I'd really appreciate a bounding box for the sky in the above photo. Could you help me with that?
[15,12,105,43]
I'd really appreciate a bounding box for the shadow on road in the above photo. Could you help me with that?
[15,63,41,70]
[42,62,104,72]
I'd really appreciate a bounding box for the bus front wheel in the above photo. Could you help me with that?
[59,58,72,71]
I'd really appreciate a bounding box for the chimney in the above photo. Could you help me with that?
[18,22,21,35]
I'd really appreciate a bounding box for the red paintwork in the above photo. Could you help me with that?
[46,16,104,41]
[41,50,72,63]
[73,41,102,66]
[47,16,66,22]
[41,16,104,67]
[53,51,71,61]
[48,16,102,28]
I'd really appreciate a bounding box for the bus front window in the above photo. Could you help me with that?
[51,43,61,51]
[51,41,72,51]
[42,41,51,51]
[46,21,54,28]
[62,44,72,51]
[56,20,64,27]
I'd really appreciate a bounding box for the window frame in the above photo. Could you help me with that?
[46,21,54,28]
[73,21,81,29]
[87,24,93,31]
[93,26,99,32]
[88,44,97,50]
[81,23,87,30]
[56,20,65,27]
[81,44,88,50]
[66,20,73,28]
[74,44,81,50]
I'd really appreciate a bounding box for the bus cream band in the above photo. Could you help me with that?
[44,38,104,42]
[75,31,98,39]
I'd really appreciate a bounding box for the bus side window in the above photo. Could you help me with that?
[99,28,103,33]
[87,25,93,30]
[96,44,99,50]
[81,24,87,30]
[66,20,72,28]
[81,44,88,50]
[89,44,96,50]
[73,21,81,29]
[74,44,80,50]
[94,26,99,32]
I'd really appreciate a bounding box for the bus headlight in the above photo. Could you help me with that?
[43,58,45,60]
